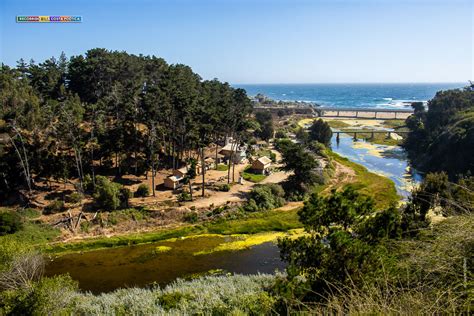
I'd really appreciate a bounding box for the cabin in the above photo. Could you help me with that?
[164,167,189,190]
[163,175,182,190]
[173,167,188,179]
[219,143,247,164]
[251,156,272,174]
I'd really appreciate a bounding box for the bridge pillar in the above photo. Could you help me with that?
[394,112,397,119]
[374,111,377,119]
[355,111,358,118]
[387,132,391,139]
[353,132,357,141]
[371,131,374,139]
[337,110,340,117]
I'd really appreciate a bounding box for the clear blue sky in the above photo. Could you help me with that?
[0,0,472,83]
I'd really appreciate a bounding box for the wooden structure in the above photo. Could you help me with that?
[251,156,272,174]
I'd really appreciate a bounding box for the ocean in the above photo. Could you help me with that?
[234,83,465,109]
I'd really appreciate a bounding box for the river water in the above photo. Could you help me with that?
[331,133,421,198]
[45,235,284,293]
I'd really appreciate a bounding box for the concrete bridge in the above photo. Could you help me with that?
[333,129,409,141]
[317,107,413,120]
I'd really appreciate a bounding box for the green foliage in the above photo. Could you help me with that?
[183,212,199,223]
[275,130,287,139]
[66,192,83,204]
[43,200,66,215]
[244,184,286,212]
[295,127,309,144]
[134,184,150,197]
[401,172,474,235]
[309,118,332,147]
[403,87,474,178]
[1,50,253,200]
[93,176,130,210]
[178,191,192,202]
[255,111,274,141]
[0,275,78,316]
[82,174,94,193]
[0,211,23,236]
[215,183,230,192]
[71,274,275,315]
[280,142,322,196]
[277,187,401,303]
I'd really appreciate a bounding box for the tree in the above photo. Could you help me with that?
[280,142,321,197]
[403,87,474,178]
[255,111,274,141]
[277,187,401,303]
[308,119,332,147]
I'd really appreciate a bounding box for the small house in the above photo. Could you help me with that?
[219,143,247,164]
[164,176,182,190]
[173,167,188,178]
[251,156,272,174]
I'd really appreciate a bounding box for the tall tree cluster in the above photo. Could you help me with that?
[403,85,474,179]
[0,49,252,201]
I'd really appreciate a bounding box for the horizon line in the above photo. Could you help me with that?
[232,81,468,85]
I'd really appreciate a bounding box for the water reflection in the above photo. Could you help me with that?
[45,236,284,293]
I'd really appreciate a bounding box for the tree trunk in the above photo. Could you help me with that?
[201,147,205,197]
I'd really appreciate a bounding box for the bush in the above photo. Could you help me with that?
[183,212,198,223]
[275,131,287,139]
[244,184,285,212]
[82,174,95,193]
[0,211,23,236]
[2,275,78,315]
[66,192,83,204]
[93,176,130,210]
[178,191,192,202]
[215,184,230,192]
[71,274,275,315]
[135,184,150,197]
[43,200,66,215]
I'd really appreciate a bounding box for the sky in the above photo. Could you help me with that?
[0,0,472,84]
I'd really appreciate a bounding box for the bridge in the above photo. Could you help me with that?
[317,107,413,120]
[332,129,409,141]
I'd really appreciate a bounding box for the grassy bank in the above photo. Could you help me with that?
[45,208,302,255]
[326,150,400,208]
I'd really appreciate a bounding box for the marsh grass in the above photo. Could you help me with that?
[326,151,400,208]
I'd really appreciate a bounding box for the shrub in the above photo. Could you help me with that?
[93,176,130,210]
[244,184,285,212]
[82,174,95,193]
[178,191,192,202]
[135,184,150,197]
[0,211,23,236]
[4,275,78,315]
[275,130,287,139]
[66,192,83,204]
[43,200,66,215]
[269,151,277,162]
[183,212,198,223]
[216,184,230,192]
